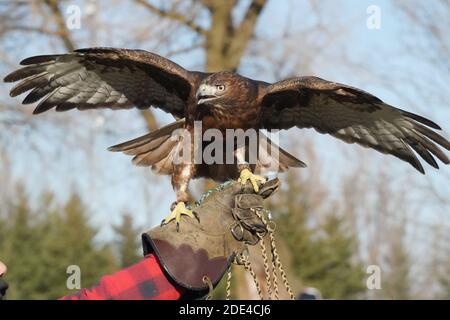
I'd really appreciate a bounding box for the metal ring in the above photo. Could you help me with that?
[202,275,214,300]
[231,222,244,241]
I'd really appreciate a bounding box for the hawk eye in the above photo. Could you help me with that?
[216,85,225,92]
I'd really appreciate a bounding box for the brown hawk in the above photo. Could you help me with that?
[4,47,450,226]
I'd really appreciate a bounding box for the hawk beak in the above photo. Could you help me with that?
[196,84,216,105]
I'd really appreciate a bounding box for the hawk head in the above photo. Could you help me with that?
[196,72,256,109]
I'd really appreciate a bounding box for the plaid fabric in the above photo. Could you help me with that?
[61,254,184,300]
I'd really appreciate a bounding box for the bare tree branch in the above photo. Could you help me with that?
[134,0,206,35]
[226,0,267,69]
[1,25,62,37]
[43,0,75,51]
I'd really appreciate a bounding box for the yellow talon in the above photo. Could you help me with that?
[163,202,196,231]
[238,168,266,192]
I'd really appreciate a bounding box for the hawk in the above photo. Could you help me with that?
[4,47,450,226]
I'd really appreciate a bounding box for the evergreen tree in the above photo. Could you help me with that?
[382,226,411,299]
[275,210,365,299]
[0,187,117,299]
[113,213,140,268]
[439,271,450,299]
[0,185,43,299]
[272,172,366,299]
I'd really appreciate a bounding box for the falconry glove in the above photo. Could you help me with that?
[141,178,280,298]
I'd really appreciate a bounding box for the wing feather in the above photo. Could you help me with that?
[109,119,185,171]
[4,47,207,118]
[260,76,450,173]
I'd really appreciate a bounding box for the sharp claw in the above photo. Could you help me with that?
[193,211,200,223]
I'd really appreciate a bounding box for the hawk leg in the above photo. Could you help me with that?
[235,146,266,192]
[162,164,198,231]
[235,145,266,192]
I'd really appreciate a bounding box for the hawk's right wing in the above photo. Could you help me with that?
[4,47,207,118]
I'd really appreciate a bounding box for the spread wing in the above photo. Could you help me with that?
[260,76,450,173]
[4,47,207,117]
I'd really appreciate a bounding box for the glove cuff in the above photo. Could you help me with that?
[142,232,234,292]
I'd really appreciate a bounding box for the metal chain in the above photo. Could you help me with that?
[269,230,280,300]
[271,231,295,300]
[197,180,233,205]
[202,275,214,300]
[254,208,295,300]
[226,265,232,300]
[240,254,264,300]
[258,233,273,299]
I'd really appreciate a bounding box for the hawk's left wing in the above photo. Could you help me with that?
[259,76,450,173]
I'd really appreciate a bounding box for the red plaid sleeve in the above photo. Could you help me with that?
[61,254,184,300]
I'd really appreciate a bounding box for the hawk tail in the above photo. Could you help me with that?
[255,132,307,174]
[108,119,185,175]
[108,119,307,178]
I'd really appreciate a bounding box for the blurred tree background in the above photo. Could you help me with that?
[0,185,140,299]
[0,0,449,299]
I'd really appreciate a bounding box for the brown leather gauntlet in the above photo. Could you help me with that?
[141,179,279,297]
